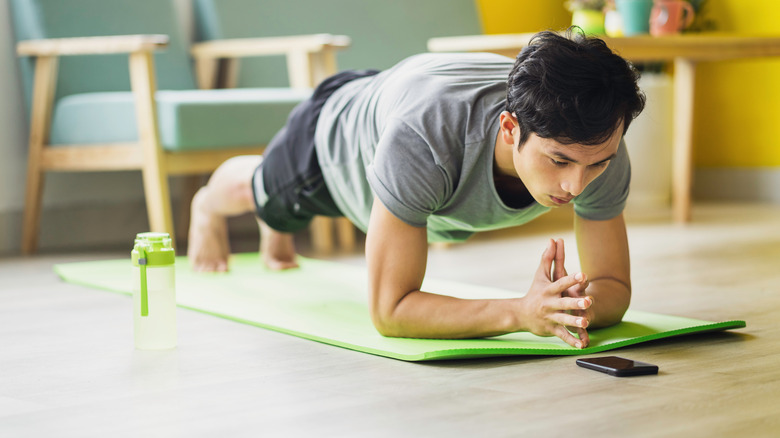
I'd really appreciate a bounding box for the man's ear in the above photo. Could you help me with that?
[499,111,519,146]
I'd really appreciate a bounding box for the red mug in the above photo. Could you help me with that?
[650,0,695,36]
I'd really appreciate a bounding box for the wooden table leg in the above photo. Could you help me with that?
[672,58,696,223]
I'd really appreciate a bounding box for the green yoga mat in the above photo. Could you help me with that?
[54,253,745,361]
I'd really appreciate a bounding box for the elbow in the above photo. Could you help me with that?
[604,295,631,327]
[369,290,411,338]
[369,306,405,338]
[589,283,631,329]
[601,308,628,328]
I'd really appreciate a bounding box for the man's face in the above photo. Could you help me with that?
[512,126,622,208]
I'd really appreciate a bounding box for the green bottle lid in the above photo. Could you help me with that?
[132,232,175,267]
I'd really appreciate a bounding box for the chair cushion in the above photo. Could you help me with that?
[49,88,311,150]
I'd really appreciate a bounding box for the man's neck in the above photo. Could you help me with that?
[494,128,517,178]
[493,129,533,208]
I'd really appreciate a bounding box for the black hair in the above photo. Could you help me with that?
[506,28,645,147]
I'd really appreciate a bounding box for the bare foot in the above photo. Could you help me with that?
[259,220,299,270]
[188,189,230,272]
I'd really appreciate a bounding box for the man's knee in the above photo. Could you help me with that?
[215,155,262,179]
[204,155,262,214]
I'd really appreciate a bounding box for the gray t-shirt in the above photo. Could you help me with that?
[315,53,630,242]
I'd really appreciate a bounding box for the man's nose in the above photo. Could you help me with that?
[562,167,586,196]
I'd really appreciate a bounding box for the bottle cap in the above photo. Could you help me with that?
[132,232,175,267]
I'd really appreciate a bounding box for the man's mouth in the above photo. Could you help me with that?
[550,195,572,205]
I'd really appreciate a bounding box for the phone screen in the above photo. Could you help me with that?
[576,356,659,377]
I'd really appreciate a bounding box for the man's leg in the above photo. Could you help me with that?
[187,155,297,272]
[258,218,298,271]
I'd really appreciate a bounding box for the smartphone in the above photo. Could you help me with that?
[576,356,659,377]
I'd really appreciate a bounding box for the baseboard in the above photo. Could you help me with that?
[0,201,142,255]
[0,200,259,256]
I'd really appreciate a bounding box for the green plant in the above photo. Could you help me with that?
[686,0,718,32]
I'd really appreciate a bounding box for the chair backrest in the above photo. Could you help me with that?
[10,0,196,109]
[193,0,482,87]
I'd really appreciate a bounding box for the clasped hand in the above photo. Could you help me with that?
[522,238,592,349]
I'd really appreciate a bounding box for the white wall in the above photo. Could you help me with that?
[1,0,32,253]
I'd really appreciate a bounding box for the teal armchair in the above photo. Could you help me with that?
[11,0,349,254]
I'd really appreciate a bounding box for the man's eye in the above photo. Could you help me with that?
[551,159,567,167]
[591,161,610,168]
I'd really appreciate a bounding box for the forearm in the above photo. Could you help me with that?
[585,277,630,328]
[373,290,523,339]
[574,213,631,329]
[365,200,587,342]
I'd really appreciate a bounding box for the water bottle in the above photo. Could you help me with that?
[131,232,177,350]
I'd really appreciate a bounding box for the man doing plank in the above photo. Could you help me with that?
[188,29,646,348]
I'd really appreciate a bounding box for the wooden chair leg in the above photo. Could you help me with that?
[310,215,334,253]
[21,162,45,255]
[335,217,355,252]
[130,51,175,243]
[141,171,175,241]
[140,159,175,240]
[175,174,206,245]
[21,55,58,255]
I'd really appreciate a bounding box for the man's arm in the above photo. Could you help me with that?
[365,198,591,347]
[574,213,631,328]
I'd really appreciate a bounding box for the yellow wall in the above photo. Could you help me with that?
[694,0,780,167]
[476,0,571,34]
[476,0,780,167]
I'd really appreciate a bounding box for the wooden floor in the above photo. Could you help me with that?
[2,203,779,437]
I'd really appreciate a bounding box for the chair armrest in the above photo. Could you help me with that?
[190,33,350,59]
[17,34,169,56]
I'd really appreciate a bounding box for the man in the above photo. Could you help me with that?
[187,29,646,349]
